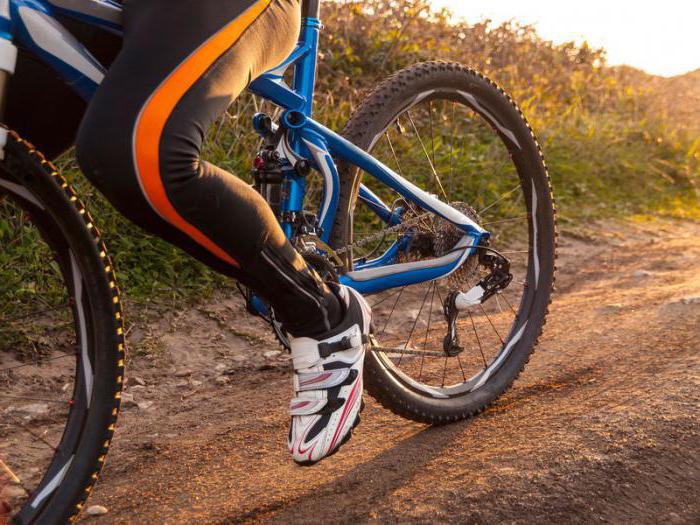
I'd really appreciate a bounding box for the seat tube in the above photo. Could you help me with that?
[0,0,18,158]
[293,3,321,117]
[301,0,320,19]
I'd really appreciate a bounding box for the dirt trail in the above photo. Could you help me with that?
[84,219,700,524]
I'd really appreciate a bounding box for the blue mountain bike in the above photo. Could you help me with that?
[0,1,556,522]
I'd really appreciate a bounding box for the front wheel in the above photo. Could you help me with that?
[0,131,125,524]
[333,61,557,424]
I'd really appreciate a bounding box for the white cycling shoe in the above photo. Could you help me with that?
[287,285,371,466]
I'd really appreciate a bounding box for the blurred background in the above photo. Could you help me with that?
[433,0,700,77]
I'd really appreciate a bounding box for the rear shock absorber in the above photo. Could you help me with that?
[253,149,284,217]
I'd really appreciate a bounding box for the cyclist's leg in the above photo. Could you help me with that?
[76,0,341,337]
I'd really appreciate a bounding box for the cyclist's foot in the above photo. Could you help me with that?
[287,284,371,466]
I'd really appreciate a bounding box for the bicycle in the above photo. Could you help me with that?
[0,0,556,522]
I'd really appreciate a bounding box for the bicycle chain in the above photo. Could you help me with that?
[334,208,434,256]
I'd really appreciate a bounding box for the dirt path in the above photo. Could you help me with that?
[83,219,700,524]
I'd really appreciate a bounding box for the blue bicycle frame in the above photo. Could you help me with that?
[0,0,490,300]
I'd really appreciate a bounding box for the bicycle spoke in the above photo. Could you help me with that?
[5,412,57,451]
[449,101,456,199]
[371,287,404,309]
[482,215,530,226]
[430,283,452,388]
[0,394,69,404]
[0,319,72,334]
[429,100,437,175]
[418,283,437,381]
[380,286,406,337]
[0,303,70,324]
[468,310,488,368]
[399,284,433,366]
[406,111,448,201]
[500,292,518,315]
[456,354,467,382]
[479,305,504,345]
[479,184,521,215]
[441,354,449,388]
[494,293,503,314]
[374,346,445,358]
[385,128,405,179]
[0,350,78,373]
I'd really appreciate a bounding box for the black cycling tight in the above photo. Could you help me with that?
[76,0,341,337]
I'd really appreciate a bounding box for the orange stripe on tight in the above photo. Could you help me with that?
[134,0,272,267]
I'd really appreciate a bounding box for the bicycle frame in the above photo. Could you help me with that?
[0,0,490,297]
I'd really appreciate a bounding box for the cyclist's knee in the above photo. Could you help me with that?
[157,128,203,192]
[75,114,120,184]
[76,107,203,207]
[75,111,147,215]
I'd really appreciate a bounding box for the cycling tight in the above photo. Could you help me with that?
[76,0,342,337]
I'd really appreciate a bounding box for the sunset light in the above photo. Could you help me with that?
[432,0,700,77]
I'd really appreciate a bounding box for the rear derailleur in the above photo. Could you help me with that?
[442,243,513,357]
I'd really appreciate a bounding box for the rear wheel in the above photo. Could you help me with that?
[333,62,557,423]
[0,131,125,524]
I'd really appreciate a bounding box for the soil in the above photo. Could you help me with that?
[7,218,700,523]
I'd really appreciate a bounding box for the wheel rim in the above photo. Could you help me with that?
[350,89,540,398]
[0,182,93,520]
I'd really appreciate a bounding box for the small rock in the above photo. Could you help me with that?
[61,382,73,392]
[136,401,154,411]
[174,369,192,377]
[20,403,49,416]
[214,363,227,372]
[127,376,146,387]
[263,350,281,359]
[681,296,700,305]
[129,385,146,393]
[604,303,623,310]
[0,484,27,505]
[86,504,109,516]
[631,270,652,279]
[119,392,137,409]
[667,512,683,525]
[190,379,203,387]
[231,355,247,363]
[215,376,230,386]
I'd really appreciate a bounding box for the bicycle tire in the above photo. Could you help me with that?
[333,61,557,424]
[1,130,124,524]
